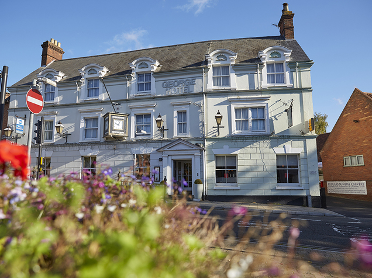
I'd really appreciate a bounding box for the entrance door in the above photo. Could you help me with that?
[173,160,192,191]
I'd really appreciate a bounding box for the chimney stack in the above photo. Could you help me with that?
[41,38,65,66]
[278,3,295,39]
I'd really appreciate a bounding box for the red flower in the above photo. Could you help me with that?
[0,140,29,180]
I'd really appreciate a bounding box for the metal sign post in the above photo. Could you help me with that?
[0,66,9,139]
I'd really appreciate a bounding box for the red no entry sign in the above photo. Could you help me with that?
[26,88,44,114]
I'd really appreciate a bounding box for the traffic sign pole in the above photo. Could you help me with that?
[27,112,34,179]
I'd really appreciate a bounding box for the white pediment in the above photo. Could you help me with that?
[157,139,203,152]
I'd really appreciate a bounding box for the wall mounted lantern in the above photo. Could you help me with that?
[3,125,22,143]
[214,110,224,136]
[155,113,168,138]
[55,121,71,143]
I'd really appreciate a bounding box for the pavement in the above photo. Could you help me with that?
[186,199,345,217]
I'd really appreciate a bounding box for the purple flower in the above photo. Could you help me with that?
[178,187,183,193]
[130,175,136,180]
[98,182,105,188]
[152,169,159,174]
[182,179,188,186]
[103,168,113,176]
[105,194,112,199]
[201,209,207,215]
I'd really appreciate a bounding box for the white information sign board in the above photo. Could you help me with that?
[327,181,367,195]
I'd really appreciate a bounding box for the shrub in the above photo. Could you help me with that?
[194,179,203,184]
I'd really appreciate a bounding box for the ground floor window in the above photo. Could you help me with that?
[43,157,51,177]
[82,156,96,175]
[276,154,299,183]
[135,154,150,179]
[215,155,237,184]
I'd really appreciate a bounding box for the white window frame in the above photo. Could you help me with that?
[259,46,293,88]
[79,111,102,142]
[37,69,64,104]
[212,145,240,190]
[82,156,96,175]
[79,64,108,101]
[273,145,303,189]
[229,97,270,135]
[344,155,364,167]
[206,49,237,90]
[36,115,56,143]
[130,106,155,139]
[173,104,190,138]
[215,155,238,187]
[130,57,159,97]
[44,83,56,103]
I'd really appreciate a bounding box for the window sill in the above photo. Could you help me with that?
[214,185,240,190]
[343,165,364,167]
[276,185,303,190]
[232,131,269,136]
[263,84,293,88]
[135,92,152,97]
[83,98,99,101]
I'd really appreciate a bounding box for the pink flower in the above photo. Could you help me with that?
[289,227,300,239]
[356,236,372,267]
[229,206,247,217]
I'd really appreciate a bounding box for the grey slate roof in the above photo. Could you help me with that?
[11,36,310,87]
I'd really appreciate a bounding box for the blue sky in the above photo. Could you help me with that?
[1,0,371,131]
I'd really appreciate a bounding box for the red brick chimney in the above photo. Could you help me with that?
[278,3,294,39]
[41,38,64,66]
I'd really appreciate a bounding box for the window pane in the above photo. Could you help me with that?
[267,64,275,73]
[241,119,248,130]
[287,170,299,183]
[252,120,258,131]
[222,76,230,86]
[287,155,298,168]
[257,119,265,130]
[276,74,285,84]
[45,92,54,101]
[138,74,144,82]
[277,169,287,183]
[143,114,151,124]
[213,77,221,86]
[241,108,248,119]
[276,156,286,168]
[213,67,221,76]
[235,109,241,119]
[357,156,364,165]
[216,156,225,169]
[221,66,229,75]
[226,156,236,169]
[344,157,350,166]
[145,73,151,82]
[226,170,237,183]
[267,74,276,83]
[350,156,357,166]
[275,63,284,73]
[136,115,143,124]
[257,107,265,118]
[144,82,151,91]
[138,83,144,91]
[216,170,226,183]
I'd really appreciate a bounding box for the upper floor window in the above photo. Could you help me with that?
[84,117,98,139]
[44,120,54,141]
[137,73,151,93]
[87,79,100,98]
[344,155,364,167]
[259,46,292,88]
[79,64,108,101]
[267,63,284,84]
[135,114,151,135]
[206,49,237,90]
[37,70,65,104]
[177,111,187,134]
[44,84,56,102]
[130,58,159,97]
[213,66,230,87]
[230,96,270,135]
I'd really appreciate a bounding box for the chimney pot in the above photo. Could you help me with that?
[283,3,289,12]
[50,38,55,44]
[57,42,61,47]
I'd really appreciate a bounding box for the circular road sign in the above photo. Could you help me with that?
[26,88,44,114]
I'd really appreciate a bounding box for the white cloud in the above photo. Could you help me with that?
[178,0,214,15]
[333,98,343,105]
[105,29,148,53]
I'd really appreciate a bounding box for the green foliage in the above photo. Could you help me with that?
[314,112,329,134]
[194,179,203,184]
[0,171,223,277]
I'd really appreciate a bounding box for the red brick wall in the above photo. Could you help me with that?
[41,41,64,66]
[321,89,372,201]
[278,12,294,39]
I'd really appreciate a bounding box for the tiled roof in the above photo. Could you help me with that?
[11,36,310,87]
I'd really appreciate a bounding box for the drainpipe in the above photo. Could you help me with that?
[257,64,260,90]
[296,62,299,88]
[202,67,207,199]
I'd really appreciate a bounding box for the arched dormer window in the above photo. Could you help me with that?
[79,64,109,101]
[37,68,65,104]
[259,46,292,88]
[206,49,237,91]
[130,57,160,97]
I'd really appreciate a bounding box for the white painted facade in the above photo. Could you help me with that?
[8,40,320,205]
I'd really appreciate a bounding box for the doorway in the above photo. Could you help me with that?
[173,160,192,191]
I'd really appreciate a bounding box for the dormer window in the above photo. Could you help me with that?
[206,49,237,90]
[37,70,64,104]
[130,57,160,97]
[213,66,230,87]
[259,46,292,88]
[79,64,109,101]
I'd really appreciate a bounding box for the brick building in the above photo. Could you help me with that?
[321,88,372,201]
